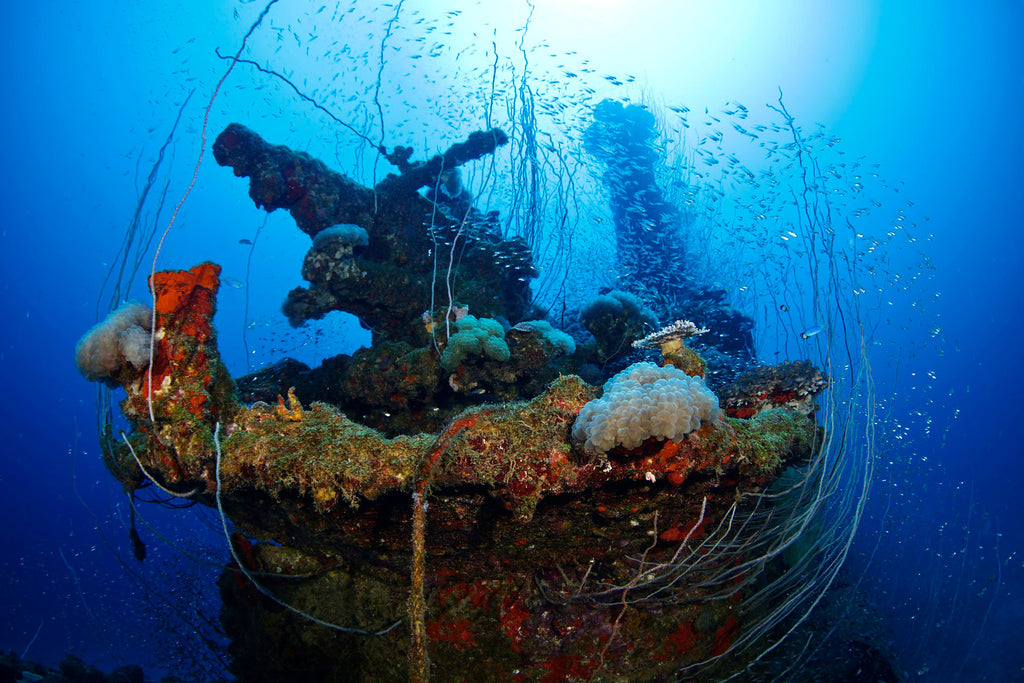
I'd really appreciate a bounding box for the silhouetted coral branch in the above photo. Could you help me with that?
[374,128,509,196]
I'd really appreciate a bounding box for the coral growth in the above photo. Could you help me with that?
[633,318,707,355]
[572,361,720,453]
[81,114,835,680]
[719,360,829,418]
[212,122,375,235]
[79,234,826,680]
[439,314,510,372]
[633,318,709,376]
[74,302,153,384]
[100,276,813,680]
[105,263,237,487]
[579,289,657,362]
[213,124,535,343]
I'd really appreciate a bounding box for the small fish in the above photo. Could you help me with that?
[239,238,253,245]
[801,325,823,339]
[223,277,245,289]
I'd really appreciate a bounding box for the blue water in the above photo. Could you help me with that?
[1,2,1021,680]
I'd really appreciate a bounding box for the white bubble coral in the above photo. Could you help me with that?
[572,362,719,453]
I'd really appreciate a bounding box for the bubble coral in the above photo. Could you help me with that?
[572,361,719,453]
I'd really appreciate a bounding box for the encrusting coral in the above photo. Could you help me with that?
[719,360,829,418]
[579,289,657,362]
[214,123,535,344]
[77,258,825,680]
[77,120,834,681]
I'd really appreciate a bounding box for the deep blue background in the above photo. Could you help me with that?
[1,2,1021,680]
